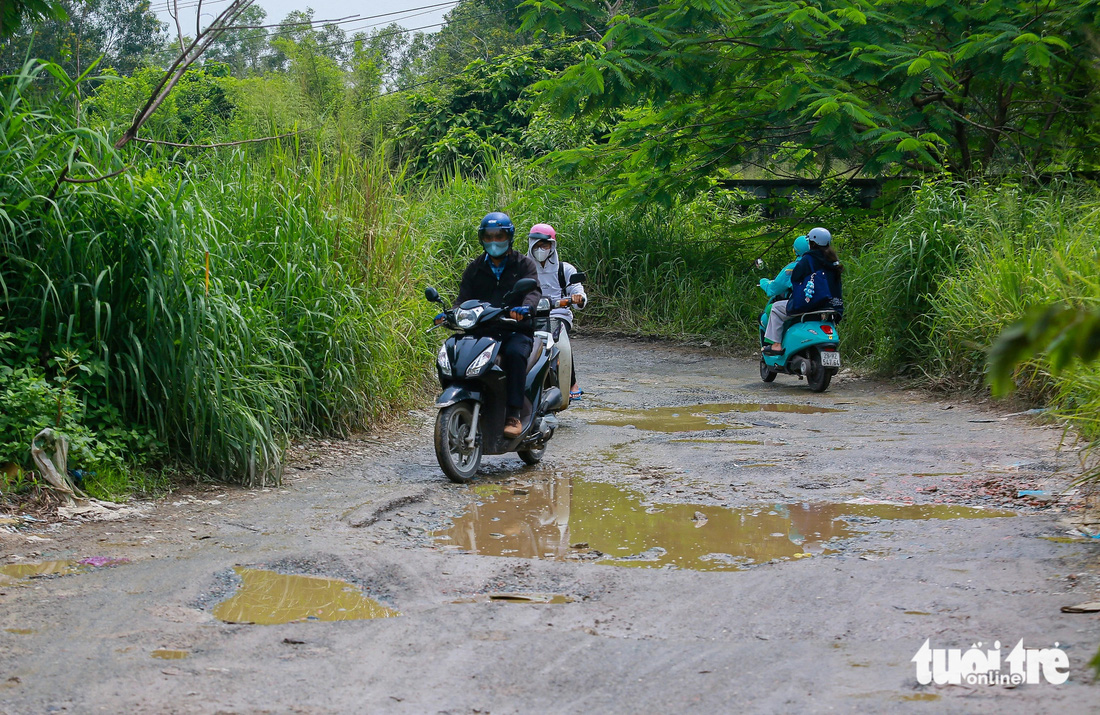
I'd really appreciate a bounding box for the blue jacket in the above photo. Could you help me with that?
[790,249,844,318]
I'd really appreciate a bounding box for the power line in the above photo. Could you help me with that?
[205,3,463,51]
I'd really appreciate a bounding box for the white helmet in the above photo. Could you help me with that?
[807,227,832,246]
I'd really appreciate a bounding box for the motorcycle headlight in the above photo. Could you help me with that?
[466,345,495,377]
[455,306,482,329]
[437,344,452,377]
[537,298,551,312]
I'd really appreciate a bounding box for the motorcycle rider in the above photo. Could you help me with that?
[762,227,844,355]
[759,235,810,348]
[449,212,542,438]
[526,223,587,399]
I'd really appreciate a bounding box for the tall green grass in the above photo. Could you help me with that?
[403,161,804,346]
[1,60,440,486]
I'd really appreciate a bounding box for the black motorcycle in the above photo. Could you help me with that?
[425,278,563,483]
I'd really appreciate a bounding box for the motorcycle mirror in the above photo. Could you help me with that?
[568,271,587,285]
[506,278,538,302]
[424,286,441,303]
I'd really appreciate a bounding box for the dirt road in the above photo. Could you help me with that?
[2,338,1098,713]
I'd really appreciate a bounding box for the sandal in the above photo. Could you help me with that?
[761,345,784,356]
[569,387,583,400]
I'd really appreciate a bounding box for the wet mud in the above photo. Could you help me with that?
[585,401,844,432]
[0,338,1096,714]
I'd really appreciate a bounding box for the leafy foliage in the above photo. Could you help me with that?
[519,0,1100,204]
[0,0,66,39]
[1,0,165,77]
[1,60,442,484]
[398,40,601,176]
[988,304,1100,396]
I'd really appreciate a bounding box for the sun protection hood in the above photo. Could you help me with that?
[527,223,558,260]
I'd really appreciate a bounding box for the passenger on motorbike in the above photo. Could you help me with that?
[526,223,587,400]
[443,212,542,437]
[760,234,810,299]
[759,235,810,347]
[762,227,844,356]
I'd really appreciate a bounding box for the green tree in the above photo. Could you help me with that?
[397,40,599,176]
[520,0,1100,205]
[1,0,164,77]
[203,4,268,78]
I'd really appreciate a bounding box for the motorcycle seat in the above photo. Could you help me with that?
[783,311,839,329]
[526,337,546,373]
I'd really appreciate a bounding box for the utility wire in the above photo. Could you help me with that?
[207,3,463,51]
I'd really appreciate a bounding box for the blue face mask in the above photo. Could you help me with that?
[483,240,509,257]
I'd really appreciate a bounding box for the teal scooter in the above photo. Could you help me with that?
[758,301,841,392]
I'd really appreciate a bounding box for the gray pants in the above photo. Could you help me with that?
[765,300,789,343]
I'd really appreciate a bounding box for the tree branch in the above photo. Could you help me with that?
[61,166,131,184]
[131,132,300,149]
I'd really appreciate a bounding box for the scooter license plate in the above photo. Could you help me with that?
[820,351,841,368]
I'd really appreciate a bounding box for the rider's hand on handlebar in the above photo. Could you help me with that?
[570,293,584,305]
[434,312,445,325]
[510,306,530,321]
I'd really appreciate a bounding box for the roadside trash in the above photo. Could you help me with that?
[30,428,83,499]
[1004,408,1048,417]
[1017,490,1050,497]
[1060,602,1100,614]
[57,500,141,521]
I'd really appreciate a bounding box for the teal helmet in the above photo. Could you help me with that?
[794,235,810,256]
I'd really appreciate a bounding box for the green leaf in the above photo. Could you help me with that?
[907,57,931,76]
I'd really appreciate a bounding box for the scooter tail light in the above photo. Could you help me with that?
[821,324,834,336]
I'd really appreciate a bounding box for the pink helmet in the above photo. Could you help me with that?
[528,223,556,242]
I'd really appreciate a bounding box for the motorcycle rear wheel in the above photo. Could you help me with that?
[759,358,777,383]
[434,402,482,483]
[807,349,832,393]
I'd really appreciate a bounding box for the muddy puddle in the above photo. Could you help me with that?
[151,649,189,660]
[0,557,130,586]
[212,567,400,625]
[586,402,844,432]
[0,561,81,585]
[433,475,1014,571]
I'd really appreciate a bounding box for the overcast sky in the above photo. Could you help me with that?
[153,0,455,36]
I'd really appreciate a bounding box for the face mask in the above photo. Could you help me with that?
[483,240,509,258]
[533,247,551,263]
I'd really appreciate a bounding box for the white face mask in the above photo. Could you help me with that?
[532,246,552,263]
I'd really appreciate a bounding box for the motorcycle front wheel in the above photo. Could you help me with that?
[434,402,482,483]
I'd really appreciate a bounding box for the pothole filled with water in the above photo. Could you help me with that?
[0,557,130,587]
[151,649,189,660]
[212,567,401,625]
[0,561,81,585]
[585,402,845,432]
[432,475,1014,571]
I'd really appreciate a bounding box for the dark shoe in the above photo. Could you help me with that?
[503,417,522,438]
[762,344,784,356]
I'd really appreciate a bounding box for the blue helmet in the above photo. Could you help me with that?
[478,212,515,244]
[794,235,810,256]
[807,227,832,246]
